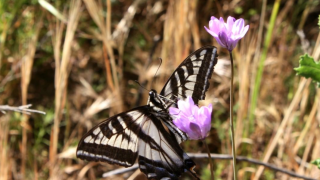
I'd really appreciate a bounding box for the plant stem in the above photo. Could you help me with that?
[229,51,237,180]
[203,140,214,180]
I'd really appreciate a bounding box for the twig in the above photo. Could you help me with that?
[102,153,317,180]
[0,104,46,115]
[190,154,317,180]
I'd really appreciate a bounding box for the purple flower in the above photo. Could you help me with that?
[169,96,212,140]
[204,16,249,51]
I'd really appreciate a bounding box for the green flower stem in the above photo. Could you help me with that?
[203,140,214,180]
[248,0,280,134]
[229,51,237,180]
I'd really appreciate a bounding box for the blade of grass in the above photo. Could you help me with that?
[245,0,267,144]
[248,0,281,134]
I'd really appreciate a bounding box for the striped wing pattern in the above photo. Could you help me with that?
[137,111,197,179]
[77,106,198,179]
[77,107,145,167]
[160,46,218,105]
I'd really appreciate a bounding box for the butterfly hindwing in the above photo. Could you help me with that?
[160,46,218,105]
[137,114,197,180]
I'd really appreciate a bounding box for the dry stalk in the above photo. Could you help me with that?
[102,44,115,91]
[83,0,126,114]
[293,96,318,154]
[190,1,200,50]
[0,104,46,115]
[310,125,320,177]
[253,78,311,180]
[160,0,196,89]
[0,116,10,180]
[50,0,82,178]
[296,124,316,179]
[20,12,43,178]
[83,0,117,91]
[234,29,256,148]
[112,0,145,80]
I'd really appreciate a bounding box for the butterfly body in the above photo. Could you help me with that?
[77,46,218,179]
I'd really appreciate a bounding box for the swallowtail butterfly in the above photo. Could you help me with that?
[77,46,218,180]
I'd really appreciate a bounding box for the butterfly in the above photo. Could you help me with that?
[76,46,218,180]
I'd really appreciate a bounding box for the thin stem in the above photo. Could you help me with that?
[229,51,237,180]
[203,140,214,180]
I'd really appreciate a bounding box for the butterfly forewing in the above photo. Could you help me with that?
[77,106,198,179]
[77,107,149,167]
[160,46,218,105]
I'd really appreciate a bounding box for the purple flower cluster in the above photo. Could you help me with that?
[204,16,249,51]
[169,97,212,140]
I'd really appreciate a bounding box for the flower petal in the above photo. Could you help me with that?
[189,122,202,140]
[210,16,217,21]
[173,118,188,132]
[200,104,212,135]
[204,26,217,38]
[218,30,230,49]
[226,16,235,31]
[177,99,190,115]
[241,25,249,37]
[233,18,244,35]
[169,107,180,115]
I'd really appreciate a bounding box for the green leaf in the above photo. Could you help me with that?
[318,15,320,28]
[294,54,320,85]
[311,158,320,169]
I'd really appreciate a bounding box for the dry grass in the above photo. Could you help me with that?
[0,0,320,180]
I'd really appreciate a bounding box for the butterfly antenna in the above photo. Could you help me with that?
[151,57,162,88]
[134,80,148,92]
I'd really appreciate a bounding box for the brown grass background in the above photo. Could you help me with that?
[0,0,320,179]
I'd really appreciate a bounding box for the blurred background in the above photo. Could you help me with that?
[0,0,320,179]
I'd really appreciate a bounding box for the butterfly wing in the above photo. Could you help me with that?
[76,107,147,167]
[137,114,198,180]
[77,106,198,179]
[160,46,218,105]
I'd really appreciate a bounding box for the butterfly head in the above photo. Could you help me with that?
[148,89,166,112]
[148,89,158,97]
